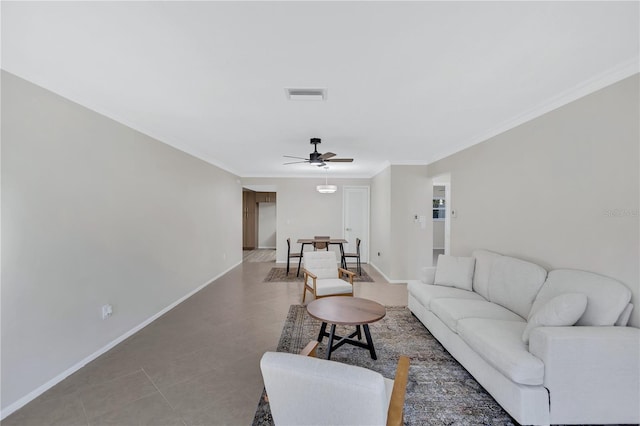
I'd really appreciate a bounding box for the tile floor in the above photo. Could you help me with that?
[4,259,407,426]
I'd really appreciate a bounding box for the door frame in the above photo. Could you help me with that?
[342,185,370,263]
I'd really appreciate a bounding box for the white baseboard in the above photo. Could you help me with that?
[0,260,242,420]
[368,262,410,284]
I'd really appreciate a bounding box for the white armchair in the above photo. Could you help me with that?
[260,341,410,426]
[302,251,355,303]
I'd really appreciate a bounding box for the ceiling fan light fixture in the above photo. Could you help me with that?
[285,88,327,101]
[283,138,353,167]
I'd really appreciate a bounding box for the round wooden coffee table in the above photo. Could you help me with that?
[306,297,386,360]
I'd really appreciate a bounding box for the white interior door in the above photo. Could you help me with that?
[343,186,370,263]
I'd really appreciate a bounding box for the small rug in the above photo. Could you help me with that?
[252,305,517,426]
[263,267,374,283]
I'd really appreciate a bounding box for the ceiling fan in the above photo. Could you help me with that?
[283,138,354,167]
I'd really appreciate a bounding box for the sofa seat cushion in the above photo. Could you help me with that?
[407,282,485,310]
[457,318,544,385]
[431,298,525,333]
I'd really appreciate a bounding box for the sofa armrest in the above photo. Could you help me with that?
[528,326,640,424]
[419,267,437,285]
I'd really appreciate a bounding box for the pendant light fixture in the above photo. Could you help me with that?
[317,167,337,194]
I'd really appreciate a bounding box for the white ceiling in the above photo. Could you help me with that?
[2,1,638,178]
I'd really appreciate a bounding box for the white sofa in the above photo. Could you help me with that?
[407,249,640,425]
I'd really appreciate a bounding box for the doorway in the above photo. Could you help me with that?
[343,186,370,264]
[432,174,451,266]
[242,185,277,262]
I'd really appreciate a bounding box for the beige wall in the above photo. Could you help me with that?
[428,74,640,327]
[1,71,243,412]
[389,165,432,280]
[370,165,432,282]
[370,167,392,275]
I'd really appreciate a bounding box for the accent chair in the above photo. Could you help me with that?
[301,251,354,303]
[260,340,410,426]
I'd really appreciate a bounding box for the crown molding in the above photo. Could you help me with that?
[427,58,640,165]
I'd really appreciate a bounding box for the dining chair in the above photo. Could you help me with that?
[260,340,410,426]
[301,251,354,303]
[313,235,330,251]
[286,238,303,276]
[342,237,362,275]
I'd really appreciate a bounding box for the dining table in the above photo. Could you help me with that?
[296,238,348,276]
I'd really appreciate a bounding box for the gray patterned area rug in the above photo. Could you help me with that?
[252,305,517,426]
[263,267,374,283]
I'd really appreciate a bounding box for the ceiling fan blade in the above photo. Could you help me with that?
[319,152,336,160]
[283,155,308,160]
[283,160,310,165]
[324,158,354,162]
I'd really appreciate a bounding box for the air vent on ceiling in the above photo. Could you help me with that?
[285,88,327,101]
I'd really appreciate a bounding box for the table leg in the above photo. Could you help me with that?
[317,322,327,343]
[326,324,337,360]
[363,324,377,360]
[356,325,362,340]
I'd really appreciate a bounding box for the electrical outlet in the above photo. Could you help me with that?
[102,304,113,320]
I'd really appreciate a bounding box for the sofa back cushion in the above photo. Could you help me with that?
[472,249,503,300]
[616,303,634,326]
[529,269,632,326]
[487,256,548,319]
